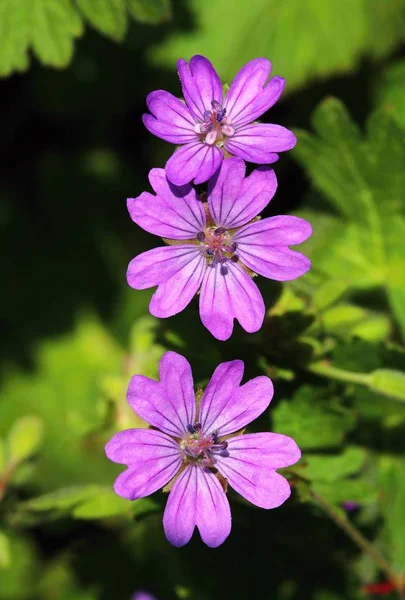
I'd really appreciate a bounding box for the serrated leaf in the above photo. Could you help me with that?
[150,0,405,93]
[272,386,355,450]
[304,447,366,483]
[7,416,44,465]
[127,0,171,24]
[0,0,83,77]
[76,0,127,41]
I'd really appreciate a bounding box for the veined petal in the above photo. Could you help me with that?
[163,466,231,548]
[166,142,223,186]
[128,168,206,239]
[224,58,271,121]
[149,251,206,318]
[216,455,293,510]
[105,429,182,500]
[208,160,277,229]
[127,245,201,290]
[225,123,296,164]
[199,260,265,341]
[127,351,196,437]
[142,90,196,144]
[234,216,312,281]
[227,71,286,127]
[177,56,223,121]
[200,375,273,437]
[207,157,246,227]
[199,360,245,434]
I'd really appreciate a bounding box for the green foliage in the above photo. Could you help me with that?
[0,0,171,77]
[303,446,366,483]
[128,0,171,24]
[150,0,405,92]
[272,386,355,450]
[377,457,405,571]
[7,416,44,465]
[1,2,405,599]
[294,99,405,340]
[16,485,158,522]
[0,0,83,77]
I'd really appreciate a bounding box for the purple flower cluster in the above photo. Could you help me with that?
[106,55,312,548]
[106,352,300,547]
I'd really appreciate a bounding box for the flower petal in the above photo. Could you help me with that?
[166,141,223,186]
[177,55,223,121]
[127,168,206,239]
[225,123,296,164]
[105,428,182,500]
[199,260,265,340]
[127,351,196,437]
[199,374,273,437]
[199,360,245,433]
[163,466,231,548]
[225,58,285,126]
[142,90,196,144]
[216,452,293,510]
[149,252,206,318]
[234,216,312,281]
[208,159,277,229]
[127,245,201,290]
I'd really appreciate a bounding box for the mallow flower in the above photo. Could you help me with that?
[143,55,296,186]
[127,157,312,341]
[131,594,157,600]
[106,351,301,548]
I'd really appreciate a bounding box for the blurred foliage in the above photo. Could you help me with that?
[1,1,405,599]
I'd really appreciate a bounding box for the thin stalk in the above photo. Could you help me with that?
[311,490,400,586]
[307,361,370,386]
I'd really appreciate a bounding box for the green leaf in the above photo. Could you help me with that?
[0,314,123,490]
[0,531,11,569]
[7,416,44,465]
[71,488,132,519]
[18,485,158,522]
[127,0,171,24]
[303,447,366,483]
[377,457,405,571]
[375,59,405,127]
[76,0,127,41]
[368,369,405,402]
[150,0,405,93]
[0,0,83,77]
[313,479,378,506]
[272,386,355,450]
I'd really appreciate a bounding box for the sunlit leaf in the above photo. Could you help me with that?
[151,0,405,92]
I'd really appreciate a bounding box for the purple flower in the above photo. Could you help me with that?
[105,351,301,548]
[143,55,296,186]
[132,594,157,600]
[127,158,312,341]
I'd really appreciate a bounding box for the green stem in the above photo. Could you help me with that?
[311,490,400,586]
[307,361,370,386]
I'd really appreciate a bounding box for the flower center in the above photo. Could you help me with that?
[194,100,235,147]
[197,227,238,264]
[180,422,228,467]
